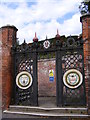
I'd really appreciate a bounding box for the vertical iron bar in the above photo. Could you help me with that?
[82,45,86,105]
[56,48,63,106]
[32,43,38,106]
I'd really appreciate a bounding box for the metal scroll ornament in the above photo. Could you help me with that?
[16,71,33,89]
[63,69,83,89]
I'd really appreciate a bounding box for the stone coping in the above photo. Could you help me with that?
[80,13,90,22]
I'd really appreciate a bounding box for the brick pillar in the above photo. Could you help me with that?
[0,25,18,110]
[80,14,90,113]
[0,27,2,117]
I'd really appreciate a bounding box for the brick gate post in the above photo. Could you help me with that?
[0,25,18,110]
[80,14,90,114]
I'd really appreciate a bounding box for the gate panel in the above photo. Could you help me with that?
[12,41,38,106]
[61,37,86,106]
[62,50,86,106]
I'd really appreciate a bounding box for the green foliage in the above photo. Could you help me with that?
[79,0,90,15]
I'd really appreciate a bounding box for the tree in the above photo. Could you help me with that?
[79,0,90,15]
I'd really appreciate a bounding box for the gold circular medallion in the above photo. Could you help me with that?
[16,71,33,89]
[63,69,83,89]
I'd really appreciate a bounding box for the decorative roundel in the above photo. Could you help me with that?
[63,69,83,89]
[16,71,33,90]
[67,37,75,47]
[43,40,50,49]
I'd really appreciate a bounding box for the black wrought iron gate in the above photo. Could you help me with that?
[12,37,86,106]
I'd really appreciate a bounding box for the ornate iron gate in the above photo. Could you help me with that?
[12,36,86,106]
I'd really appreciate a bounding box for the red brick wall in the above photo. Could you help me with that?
[38,59,56,97]
[80,14,90,112]
[0,26,18,110]
[0,29,2,112]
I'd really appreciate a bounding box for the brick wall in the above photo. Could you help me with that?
[38,58,56,97]
[0,29,2,112]
[80,14,90,113]
[0,25,18,110]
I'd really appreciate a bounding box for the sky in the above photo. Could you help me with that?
[0,0,82,43]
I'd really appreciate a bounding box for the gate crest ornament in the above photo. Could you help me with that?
[63,69,83,89]
[16,71,33,90]
[43,40,50,49]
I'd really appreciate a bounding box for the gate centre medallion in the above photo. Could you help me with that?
[16,71,33,89]
[63,69,83,89]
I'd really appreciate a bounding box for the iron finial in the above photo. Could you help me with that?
[24,39,26,43]
[56,29,60,38]
[33,32,38,42]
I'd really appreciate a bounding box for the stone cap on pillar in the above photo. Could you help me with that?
[0,25,18,31]
[80,13,90,22]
